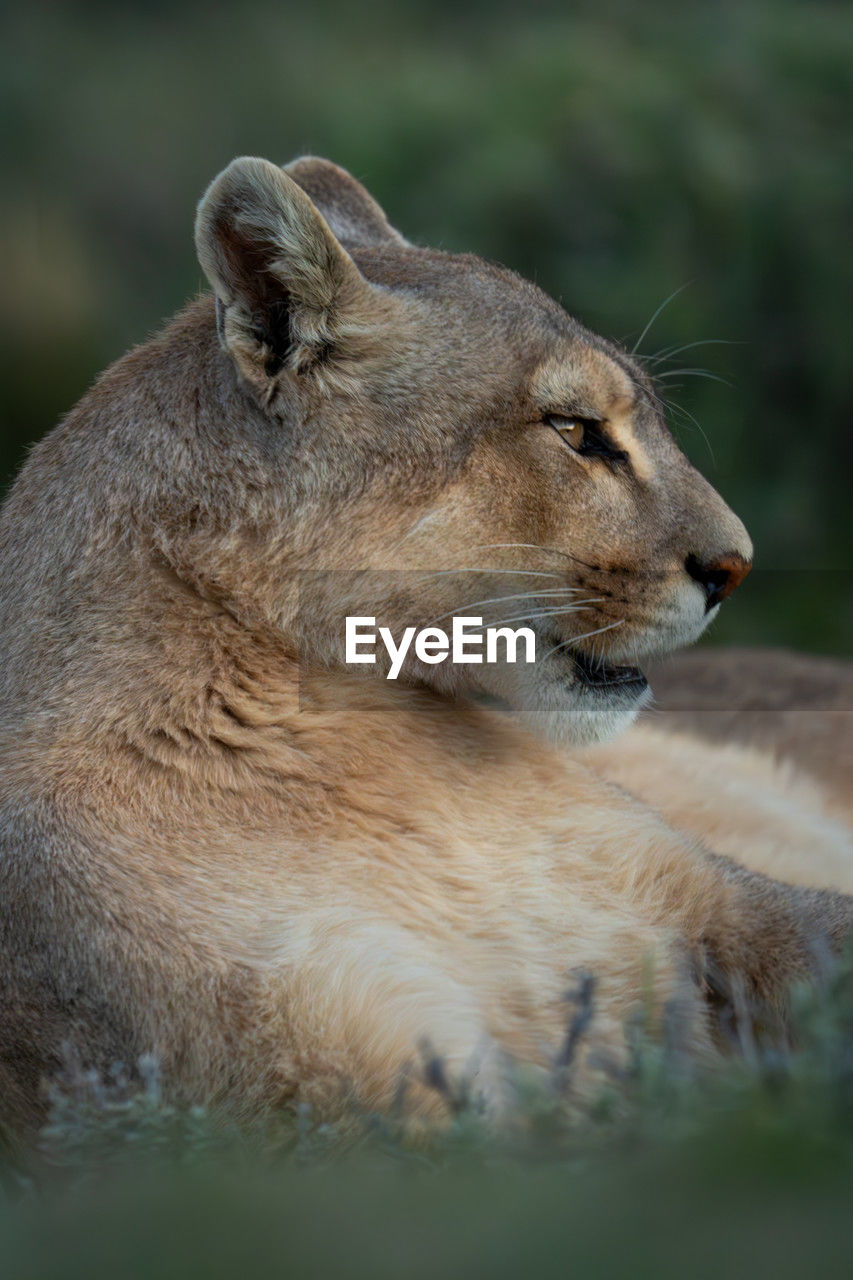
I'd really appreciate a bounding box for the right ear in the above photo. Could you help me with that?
[195,156,375,392]
[284,156,407,250]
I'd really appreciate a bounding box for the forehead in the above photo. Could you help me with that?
[353,242,654,414]
[531,350,637,418]
[355,243,570,335]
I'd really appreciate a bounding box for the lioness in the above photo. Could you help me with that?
[0,157,850,1131]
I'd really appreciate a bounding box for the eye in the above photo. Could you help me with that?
[545,413,589,452]
[543,413,628,463]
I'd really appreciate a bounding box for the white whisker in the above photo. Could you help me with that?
[470,542,600,571]
[540,619,625,663]
[471,541,573,560]
[656,368,731,387]
[464,601,605,631]
[412,568,564,585]
[646,337,739,367]
[631,283,692,355]
[428,587,586,626]
[666,399,716,467]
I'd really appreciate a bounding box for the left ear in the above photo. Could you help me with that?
[195,156,377,390]
[284,156,408,249]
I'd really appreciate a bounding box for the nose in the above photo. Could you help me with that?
[685,552,752,611]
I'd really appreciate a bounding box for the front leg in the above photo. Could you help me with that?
[268,911,511,1122]
[697,852,853,1009]
[572,787,853,1018]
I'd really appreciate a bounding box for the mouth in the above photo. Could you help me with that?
[571,648,648,695]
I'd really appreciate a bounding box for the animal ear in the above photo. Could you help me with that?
[284,156,407,250]
[195,156,375,390]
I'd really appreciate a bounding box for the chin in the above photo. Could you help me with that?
[477,649,652,747]
[520,680,651,747]
[516,604,713,745]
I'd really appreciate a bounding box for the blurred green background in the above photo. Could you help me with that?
[2,0,850,654]
[1,3,853,1261]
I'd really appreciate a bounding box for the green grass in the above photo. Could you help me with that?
[6,952,853,1277]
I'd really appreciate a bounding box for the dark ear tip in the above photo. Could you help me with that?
[193,155,370,383]
[285,155,349,180]
[283,155,406,249]
[196,157,268,232]
[194,157,308,277]
[198,156,291,215]
[283,156,364,209]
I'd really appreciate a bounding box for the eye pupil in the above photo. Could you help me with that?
[544,412,628,465]
[546,413,586,450]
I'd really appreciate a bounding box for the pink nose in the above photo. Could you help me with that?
[685,553,752,611]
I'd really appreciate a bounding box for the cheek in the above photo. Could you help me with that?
[466,438,582,545]
[543,467,641,561]
[428,451,546,549]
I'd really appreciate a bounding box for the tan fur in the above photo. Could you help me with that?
[0,157,850,1134]
[643,648,853,828]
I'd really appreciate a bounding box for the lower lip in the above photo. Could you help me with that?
[572,655,648,693]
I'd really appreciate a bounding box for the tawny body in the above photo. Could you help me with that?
[0,157,850,1132]
[2,612,850,1127]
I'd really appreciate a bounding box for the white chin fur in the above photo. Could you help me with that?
[470,594,711,745]
[518,680,651,747]
[475,659,651,747]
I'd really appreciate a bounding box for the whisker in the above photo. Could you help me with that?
[539,619,625,663]
[472,542,563,553]
[666,399,716,467]
[655,368,732,387]
[645,338,741,367]
[631,283,692,355]
[470,542,604,572]
[638,380,669,419]
[412,568,565,585]
[428,588,587,626]
[383,512,443,558]
[463,601,605,631]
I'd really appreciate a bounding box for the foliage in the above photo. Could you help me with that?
[2,0,851,650]
[4,952,853,1276]
[1,7,851,1269]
